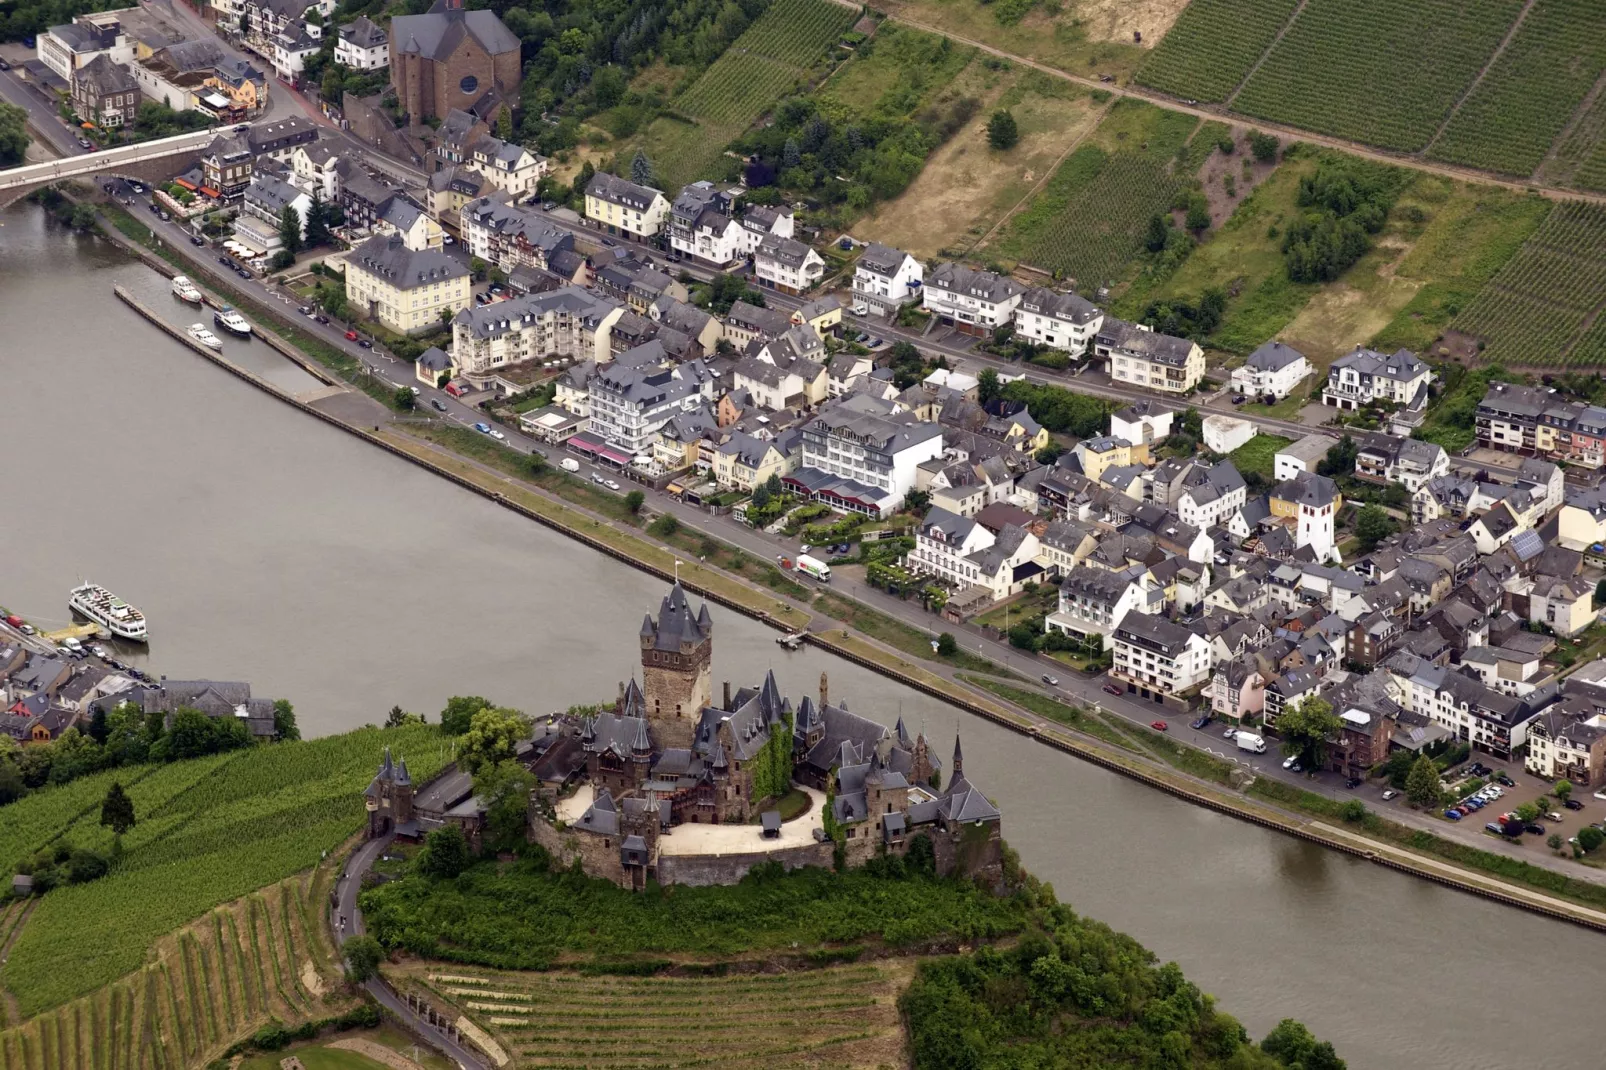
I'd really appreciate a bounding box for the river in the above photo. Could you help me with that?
[1,205,1598,1069]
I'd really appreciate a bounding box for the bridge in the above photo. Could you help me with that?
[0,127,224,209]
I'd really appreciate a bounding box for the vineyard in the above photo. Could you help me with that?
[404,961,911,1069]
[985,100,1198,289]
[1135,0,1301,104]
[1427,0,1606,177]
[1451,202,1606,366]
[675,53,806,124]
[0,872,346,1070]
[1233,0,1525,152]
[1543,87,1606,193]
[1,723,448,1015]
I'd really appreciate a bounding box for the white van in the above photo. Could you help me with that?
[560,457,580,472]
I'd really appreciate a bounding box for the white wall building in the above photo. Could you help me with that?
[1231,340,1310,400]
[923,263,1023,337]
[1014,287,1103,354]
[451,287,622,376]
[792,403,944,518]
[335,16,388,69]
[754,235,825,296]
[1322,346,1432,411]
[1111,614,1212,698]
[1201,414,1255,455]
[852,243,923,317]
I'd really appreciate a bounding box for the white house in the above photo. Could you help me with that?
[923,263,1023,337]
[1109,401,1173,451]
[1515,457,1565,518]
[1045,564,1161,647]
[736,204,793,257]
[335,16,388,69]
[468,136,548,200]
[1201,414,1254,455]
[852,243,922,317]
[1014,287,1103,354]
[270,19,320,83]
[1292,472,1340,564]
[1174,461,1247,531]
[288,141,342,201]
[1355,437,1448,492]
[232,173,312,257]
[668,181,745,267]
[1322,346,1432,411]
[1111,614,1212,698]
[37,16,130,85]
[790,400,944,518]
[587,348,718,455]
[910,507,996,589]
[1231,340,1311,400]
[1274,434,1337,483]
[754,235,825,296]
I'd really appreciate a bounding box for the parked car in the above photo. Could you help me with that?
[1381,789,1399,801]
[1041,674,1059,687]
[1224,724,1238,739]
[1282,754,1300,770]
[1484,822,1505,835]
[235,267,251,279]
[218,255,234,267]
[345,330,359,341]
[1444,809,1463,820]
[1344,777,1362,789]
[1189,716,1211,730]
[1495,772,1516,786]
[1595,788,1606,801]
[604,479,621,491]
[0,59,9,70]
[189,235,205,246]
[1564,798,1585,810]
[1102,683,1121,696]
[1525,823,1547,836]
[489,428,506,440]
[1546,811,1564,821]
[298,305,314,316]
[358,339,373,348]
[442,234,454,245]
[1150,721,1168,732]
[313,314,330,324]
[76,136,92,149]
[473,422,491,434]
[158,210,171,221]
[1231,394,1246,404]
[3,614,22,628]
[129,182,145,194]
[430,399,447,412]
[592,473,605,484]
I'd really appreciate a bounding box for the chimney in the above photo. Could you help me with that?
[723,680,731,709]
[819,671,828,710]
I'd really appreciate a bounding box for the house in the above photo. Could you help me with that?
[712,434,790,492]
[1525,699,1606,788]
[459,197,573,272]
[451,286,622,379]
[966,525,1044,602]
[336,16,389,69]
[71,54,139,128]
[786,400,944,518]
[1201,414,1254,455]
[1045,565,1161,647]
[792,296,842,340]
[1329,704,1397,780]
[755,236,825,296]
[732,344,827,412]
[1174,461,1247,531]
[118,679,278,740]
[1014,288,1103,354]
[1557,488,1606,551]
[270,19,321,83]
[1515,457,1565,518]
[338,167,400,229]
[1355,437,1448,492]
[1468,501,1526,555]
[1476,381,1606,469]
[245,115,316,160]
[1274,434,1337,482]
[1109,401,1173,453]
[200,133,255,200]
[38,16,128,85]
[465,135,547,200]
[373,192,445,252]
[1211,658,1267,722]
[587,348,717,456]
[585,172,670,239]
[923,263,1023,337]
[345,234,472,333]
[1322,346,1431,411]
[1110,614,1212,702]
[667,181,745,267]
[389,0,521,123]
[852,243,922,317]
[910,508,993,589]
[232,174,312,258]
[1290,472,1339,563]
[1231,341,1310,400]
[722,300,793,348]
[1098,319,1204,394]
[1526,574,1594,638]
[288,141,343,201]
[415,346,454,387]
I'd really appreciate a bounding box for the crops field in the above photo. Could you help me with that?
[0,872,346,1070]
[408,961,911,1069]
[1543,88,1606,193]
[1135,0,1301,104]
[676,52,807,124]
[985,99,1198,288]
[1427,0,1606,177]
[1233,0,1525,152]
[1450,202,1606,366]
[1,723,448,1015]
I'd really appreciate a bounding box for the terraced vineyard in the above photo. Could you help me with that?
[1544,86,1606,193]
[411,962,910,1069]
[1427,0,1606,176]
[676,53,808,124]
[0,873,345,1070]
[1135,0,1301,104]
[2,723,448,1015]
[1451,202,1606,365]
[1233,0,1525,152]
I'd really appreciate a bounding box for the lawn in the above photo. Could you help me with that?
[955,675,1137,751]
[972,583,1059,630]
[855,71,1101,260]
[812,591,1017,678]
[1233,0,1526,153]
[816,21,977,122]
[1229,433,1293,479]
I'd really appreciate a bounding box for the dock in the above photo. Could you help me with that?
[41,623,103,643]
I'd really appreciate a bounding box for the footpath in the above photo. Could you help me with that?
[97,219,1606,938]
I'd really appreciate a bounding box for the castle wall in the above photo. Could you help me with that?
[931,821,1004,888]
[656,842,833,887]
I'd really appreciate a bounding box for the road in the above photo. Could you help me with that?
[335,834,490,1070]
[0,67,88,158]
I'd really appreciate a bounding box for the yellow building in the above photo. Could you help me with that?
[791,295,842,339]
[1073,436,1133,483]
[712,433,790,492]
[345,235,472,335]
[1105,324,1205,395]
[585,172,669,239]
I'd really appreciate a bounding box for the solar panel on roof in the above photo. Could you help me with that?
[1509,529,1544,561]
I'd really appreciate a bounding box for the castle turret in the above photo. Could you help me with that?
[951,733,964,784]
[639,581,713,749]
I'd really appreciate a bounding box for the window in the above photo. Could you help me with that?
[459,74,479,95]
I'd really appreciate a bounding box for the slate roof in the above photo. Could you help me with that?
[350,235,469,291]
[392,4,519,60]
[339,15,387,48]
[1245,340,1307,372]
[857,242,912,276]
[587,171,663,211]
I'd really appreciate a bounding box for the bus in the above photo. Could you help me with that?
[794,555,832,582]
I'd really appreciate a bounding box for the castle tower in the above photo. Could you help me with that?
[950,733,965,787]
[639,582,713,749]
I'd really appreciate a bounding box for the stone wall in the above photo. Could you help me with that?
[529,818,629,887]
[343,92,426,167]
[656,842,833,887]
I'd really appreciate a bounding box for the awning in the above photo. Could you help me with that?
[598,446,632,466]
[566,432,604,457]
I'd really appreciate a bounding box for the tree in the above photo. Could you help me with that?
[440,695,492,736]
[1548,833,1565,853]
[1185,193,1211,233]
[1277,696,1341,769]
[457,706,530,777]
[385,705,423,727]
[1144,213,1170,253]
[0,102,30,167]
[630,149,656,189]
[1354,504,1396,551]
[986,109,1018,151]
[1555,779,1574,802]
[937,633,957,656]
[1515,802,1540,824]
[272,699,299,742]
[1249,131,1280,164]
[88,706,111,746]
[977,367,1001,405]
[476,759,536,854]
[1317,434,1357,477]
[278,204,302,256]
[321,63,343,106]
[417,825,472,878]
[624,489,645,514]
[1579,825,1603,853]
[304,191,331,248]
[343,935,384,982]
[1262,1018,1346,1070]
[1405,754,1442,808]
[394,385,417,410]
[495,106,513,141]
[100,782,136,836]
[574,160,595,200]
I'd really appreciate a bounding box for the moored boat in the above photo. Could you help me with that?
[214,306,252,336]
[172,275,203,303]
[68,583,147,642]
[186,323,223,349]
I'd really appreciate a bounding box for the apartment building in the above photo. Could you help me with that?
[667,181,745,267]
[1014,287,1103,354]
[1230,341,1310,400]
[345,235,471,334]
[1476,381,1606,469]
[1355,437,1449,492]
[755,235,825,296]
[852,243,923,317]
[459,197,572,272]
[231,174,311,257]
[585,172,669,239]
[788,400,944,518]
[1322,346,1431,411]
[1110,614,1212,701]
[588,350,717,456]
[336,16,388,68]
[1098,319,1204,395]
[451,286,622,377]
[1045,565,1161,646]
[922,263,1023,337]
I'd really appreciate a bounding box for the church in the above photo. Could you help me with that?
[526,582,1005,890]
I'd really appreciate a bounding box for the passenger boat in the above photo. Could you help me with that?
[171,275,203,303]
[68,583,147,642]
[213,306,252,336]
[186,323,223,349]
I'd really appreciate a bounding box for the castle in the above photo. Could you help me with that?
[527,582,1005,890]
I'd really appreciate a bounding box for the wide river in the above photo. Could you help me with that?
[2,206,1599,1068]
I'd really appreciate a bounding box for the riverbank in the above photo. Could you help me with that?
[96,214,1606,934]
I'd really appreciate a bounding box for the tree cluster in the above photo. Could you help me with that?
[1282,162,1403,284]
[13,841,111,897]
[0,101,29,167]
[999,380,1115,439]
[1140,287,1227,342]
[693,271,766,315]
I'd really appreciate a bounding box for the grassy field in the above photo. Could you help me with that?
[1135,0,1300,103]
[1229,433,1292,479]
[1,724,447,1016]
[405,960,911,1069]
[1449,201,1606,366]
[871,0,1151,83]
[1425,0,1606,177]
[855,70,1100,259]
[0,870,349,1070]
[816,21,977,122]
[1233,0,1525,153]
[983,98,1197,287]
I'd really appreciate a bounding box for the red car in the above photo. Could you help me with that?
[345,329,359,341]
[3,615,22,628]
[1151,721,1168,732]
[1102,683,1121,696]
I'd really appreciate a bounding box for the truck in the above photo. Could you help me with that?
[560,457,580,472]
[794,554,832,582]
[1234,731,1267,754]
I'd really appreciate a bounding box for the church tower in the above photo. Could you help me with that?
[639,582,713,749]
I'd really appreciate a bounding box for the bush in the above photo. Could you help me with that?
[1579,826,1603,854]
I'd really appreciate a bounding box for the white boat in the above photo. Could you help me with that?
[69,583,147,642]
[187,323,223,349]
[214,306,252,336]
[171,275,203,303]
